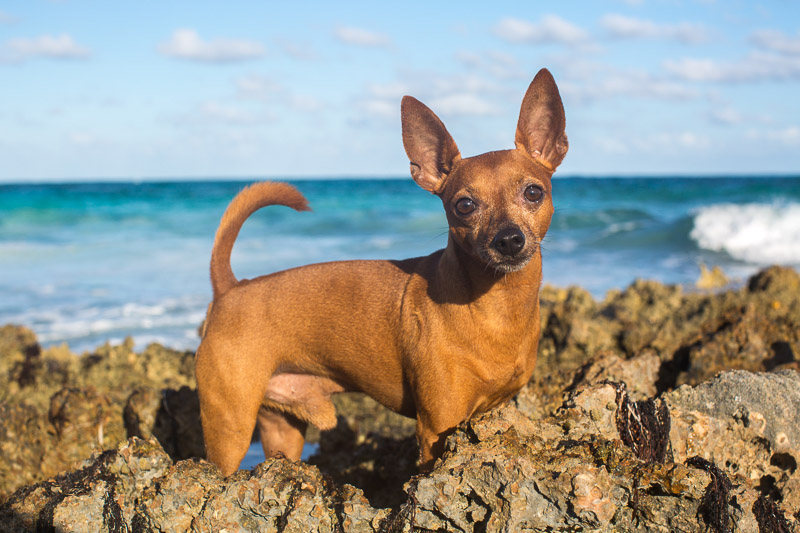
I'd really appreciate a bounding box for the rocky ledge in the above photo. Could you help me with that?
[0,266,798,531]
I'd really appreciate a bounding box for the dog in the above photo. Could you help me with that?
[196,68,568,476]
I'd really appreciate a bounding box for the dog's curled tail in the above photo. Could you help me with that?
[210,181,310,297]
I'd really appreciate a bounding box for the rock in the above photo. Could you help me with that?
[675,303,799,387]
[0,386,129,502]
[309,416,418,509]
[0,324,39,361]
[0,325,200,500]
[696,264,729,290]
[748,265,800,295]
[405,397,778,532]
[124,386,205,461]
[666,369,800,510]
[0,325,40,391]
[1,437,172,532]
[537,285,619,373]
[0,325,75,409]
[4,379,797,532]
[76,340,195,403]
[0,403,50,500]
[1,437,390,532]
[572,350,662,401]
[43,387,127,477]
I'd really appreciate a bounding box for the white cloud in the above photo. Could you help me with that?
[664,52,800,82]
[1,34,90,63]
[67,132,96,146]
[750,29,800,56]
[170,101,271,127]
[601,14,710,44]
[333,25,391,48]
[236,74,281,98]
[630,131,711,153]
[744,125,800,148]
[592,136,629,154]
[278,40,316,60]
[674,131,710,149]
[201,102,261,124]
[455,50,524,80]
[159,29,264,63]
[287,94,323,113]
[767,126,800,146]
[592,129,711,156]
[362,99,395,118]
[709,106,743,125]
[560,69,697,103]
[367,81,411,100]
[235,74,323,113]
[357,72,502,122]
[492,15,589,45]
[428,93,497,116]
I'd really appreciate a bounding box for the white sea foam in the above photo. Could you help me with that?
[690,202,800,265]
[13,296,207,351]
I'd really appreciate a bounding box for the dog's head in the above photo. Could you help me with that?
[401,69,568,274]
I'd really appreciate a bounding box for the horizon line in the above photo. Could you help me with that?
[2,172,799,186]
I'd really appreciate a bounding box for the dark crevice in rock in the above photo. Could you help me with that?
[771,453,798,474]
[766,341,795,370]
[758,474,782,502]
[655,344,693,393]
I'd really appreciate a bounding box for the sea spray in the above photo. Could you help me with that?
[690,202,800,265]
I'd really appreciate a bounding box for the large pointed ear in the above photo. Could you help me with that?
[515,68,568,172]
[401,96,461,194]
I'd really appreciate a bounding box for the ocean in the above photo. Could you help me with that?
[2,176,799,353]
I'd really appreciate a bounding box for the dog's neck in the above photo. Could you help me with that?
[436,236,542,317]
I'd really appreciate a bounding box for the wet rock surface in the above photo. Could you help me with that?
[1,265,799,531]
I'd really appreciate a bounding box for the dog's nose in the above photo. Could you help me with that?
[492,227,525,256]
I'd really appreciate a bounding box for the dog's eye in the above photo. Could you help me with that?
[524,185,544,203]
[455,197,476,215]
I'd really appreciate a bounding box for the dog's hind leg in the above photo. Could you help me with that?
[256,372,343,461]
[196,339,273,476]
[256,407,307,461]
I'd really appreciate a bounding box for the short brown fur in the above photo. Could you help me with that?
[196,68,568,475]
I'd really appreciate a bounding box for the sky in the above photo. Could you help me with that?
[1,1,799,182]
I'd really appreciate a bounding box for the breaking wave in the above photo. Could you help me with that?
[690,202,800,265]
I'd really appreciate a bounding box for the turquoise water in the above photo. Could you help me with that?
[2,176,799,352]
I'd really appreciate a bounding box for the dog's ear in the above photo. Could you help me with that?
[515,68,568,172]
[401,96,461,194]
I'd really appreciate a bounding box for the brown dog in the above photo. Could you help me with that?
[196,68,568,476]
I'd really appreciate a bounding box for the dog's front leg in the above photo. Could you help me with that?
[414,394,473,471]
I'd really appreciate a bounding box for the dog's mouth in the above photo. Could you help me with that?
[478,242,537,274]
[491,256,532,273]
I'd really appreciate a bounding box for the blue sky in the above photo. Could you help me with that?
[1,1,799,181]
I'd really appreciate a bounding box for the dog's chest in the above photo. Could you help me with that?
[474,356,533,414]
[463,327,538,409]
